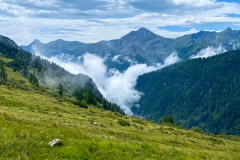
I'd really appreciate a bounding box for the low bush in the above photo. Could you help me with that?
[117,119,130,126]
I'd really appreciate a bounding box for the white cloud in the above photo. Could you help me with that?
[163,52,181,65]
[32,45,181,115]
[112,55,120,62]
[190,45,227,59]
[172,0,216,6]
[149,27,199,38]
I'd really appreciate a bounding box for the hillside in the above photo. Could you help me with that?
[0,39,98,94]
[22,28,240,71]
[1,84,240,159]
[0,36,124,114]
[0,35,19,49]
[133,49,240,135]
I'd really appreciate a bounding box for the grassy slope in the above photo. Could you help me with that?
[1,60,240,159]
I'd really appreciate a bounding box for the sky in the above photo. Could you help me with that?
[1,0,240,45]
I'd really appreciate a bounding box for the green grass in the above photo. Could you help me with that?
[1,85,240,159]
[1,57,240,159]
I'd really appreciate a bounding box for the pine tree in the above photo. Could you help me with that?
[58,82,64,96]
[102,98,108,110]
[0,58,8,84]
[28,72,39,87]
[76,89,84,102]
[86,88,96,105]
[22,62,29,78]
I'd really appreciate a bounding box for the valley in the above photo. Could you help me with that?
[2,0,240,159]
[1,27,240,159]
[21,28,240,132]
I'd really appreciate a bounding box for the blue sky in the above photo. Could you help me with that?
[0,0,240,45]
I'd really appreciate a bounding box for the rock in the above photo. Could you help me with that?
[92,122,98,125]
[48,138,62,147]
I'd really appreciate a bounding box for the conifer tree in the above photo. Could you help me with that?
[0,58,8,84]
[22,62,29,78]
[86,88,96,105]
[76,88,84,102]
[29,72,39,87]
[102,98,108,110]
[58,82,64,96]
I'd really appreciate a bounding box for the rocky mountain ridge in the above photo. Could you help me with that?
[22,28,240,71]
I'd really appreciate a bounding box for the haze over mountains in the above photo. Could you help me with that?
[21,27,240,114]
[22,28,240,69]
[0,34,97,93]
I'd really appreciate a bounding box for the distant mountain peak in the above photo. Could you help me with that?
[30,39,43,46]
[224,27,233,32]
[33,39,41,43]
[120,27,158,42]
[137,27,151,32]
[55,39,65,42]
[136,27,155,35]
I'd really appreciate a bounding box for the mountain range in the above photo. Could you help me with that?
[22,27,240,71]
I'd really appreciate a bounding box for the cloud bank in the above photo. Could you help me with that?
[32,46,181,114]
[33,43,232,114]
[190,45,227,59]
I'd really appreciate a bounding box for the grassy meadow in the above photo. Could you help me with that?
[1,85,240,160]
[0,58,240,159]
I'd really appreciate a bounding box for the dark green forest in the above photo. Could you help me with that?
[0,38,124,115]
[133,50,240,135]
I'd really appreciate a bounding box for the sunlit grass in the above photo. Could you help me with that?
[0,85,240,160]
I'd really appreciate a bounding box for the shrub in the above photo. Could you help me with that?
[159,115,175,125]
[132,118,146,125]
[117,119,130,126]
[69,99,88,109]
[191,127,203,133]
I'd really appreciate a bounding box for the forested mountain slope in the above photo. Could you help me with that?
[0,35,19,49]
[133,50,240,135]
[0,39,97,94]
[0,35,124,114]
